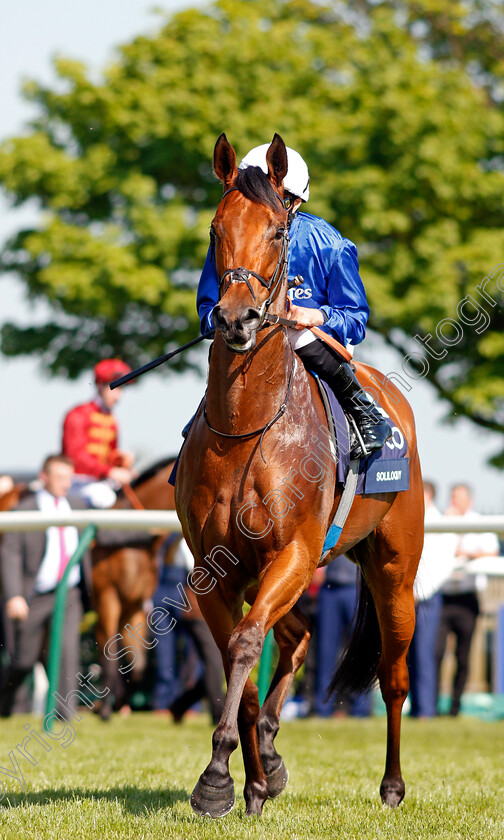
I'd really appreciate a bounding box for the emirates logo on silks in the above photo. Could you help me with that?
[287,286,313,301]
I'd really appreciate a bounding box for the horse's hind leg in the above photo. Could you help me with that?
[256,604,311,798]
[93,585,123,720]
[119,603,153,711]
[359,518,421,806]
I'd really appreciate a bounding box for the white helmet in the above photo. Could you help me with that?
[239,143,310,202]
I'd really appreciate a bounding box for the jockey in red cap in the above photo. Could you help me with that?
[62,358,136,507]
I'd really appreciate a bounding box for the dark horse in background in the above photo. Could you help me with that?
[175,134,424,817]
[0,461,179,720]
[92,457,177,719]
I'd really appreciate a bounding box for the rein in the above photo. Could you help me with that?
[121,482,145,511]
[203,342,296,463]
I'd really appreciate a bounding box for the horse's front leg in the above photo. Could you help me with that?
[191,597,267,818]
[192,548,315,818]
[256,604,311,798]
[237,677,269,815]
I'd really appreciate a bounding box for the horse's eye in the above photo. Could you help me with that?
[275,227,285,239]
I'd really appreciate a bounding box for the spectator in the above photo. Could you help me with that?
[62,358,136,508]
[435,483,499,716]
[314,555,372,718]
[409,481,458,718]
[168,539,224,726]
[0,454,90,718]
[150,534,190,716]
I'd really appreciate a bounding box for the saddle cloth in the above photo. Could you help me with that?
[316,377,409,496]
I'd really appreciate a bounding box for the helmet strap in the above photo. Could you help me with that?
[285,195,302,228]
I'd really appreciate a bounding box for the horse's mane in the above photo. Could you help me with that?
[129,456,177,489]
[234,166,281,213]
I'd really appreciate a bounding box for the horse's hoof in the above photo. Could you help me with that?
[190,776,235,818]
[380,779,405,808]
[98,703,112,722]
[266,760,289,799]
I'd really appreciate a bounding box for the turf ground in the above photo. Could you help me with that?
[0,713,502,839]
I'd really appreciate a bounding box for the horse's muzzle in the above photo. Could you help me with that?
[212,304,262,353]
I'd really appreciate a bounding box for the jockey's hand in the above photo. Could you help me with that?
[108,466,136,485]
[287,305,325,329]
[6,596,29,621]
[116,450,135,469]
[111,449,135,469]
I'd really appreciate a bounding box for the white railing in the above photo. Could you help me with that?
[0,511,503,533]
[424,516,504,534]
[0,509,182,532]
[0,510,502,576]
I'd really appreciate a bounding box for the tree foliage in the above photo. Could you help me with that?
[1,0,504,456]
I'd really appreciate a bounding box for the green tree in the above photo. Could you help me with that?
[1,0,503,456]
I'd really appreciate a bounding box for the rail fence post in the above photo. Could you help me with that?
[495,605,504,694]
[257,629,275,705]
[44,524,96,729]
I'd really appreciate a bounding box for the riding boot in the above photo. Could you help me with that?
[296,338,392,458]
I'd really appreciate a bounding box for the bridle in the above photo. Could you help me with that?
[212,186,290,326]
[204,185,294,457]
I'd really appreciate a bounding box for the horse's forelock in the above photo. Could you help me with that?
[234,166,282,214]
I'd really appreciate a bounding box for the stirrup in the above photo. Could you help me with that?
[347,415,370,459]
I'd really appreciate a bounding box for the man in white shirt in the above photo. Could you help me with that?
[435,483,499,716]
[0,454,88,718]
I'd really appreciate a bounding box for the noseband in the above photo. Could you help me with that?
[214,187,290,325]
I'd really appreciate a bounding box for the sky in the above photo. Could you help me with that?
[0,0,503,512]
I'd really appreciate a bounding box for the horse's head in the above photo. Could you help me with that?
[0,482,27,512]
[210,133,290,353]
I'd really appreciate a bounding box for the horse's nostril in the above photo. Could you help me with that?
[212,304,260,339]
[244,308,261,324]
[212,305,227,329]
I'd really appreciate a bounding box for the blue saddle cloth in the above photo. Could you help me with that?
[317,378,409,495]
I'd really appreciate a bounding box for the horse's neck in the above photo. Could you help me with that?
[206,330,292,435]
[115,466,176,510]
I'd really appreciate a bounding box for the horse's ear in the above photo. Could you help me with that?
[214,133,238,188]
[266,133,288,189]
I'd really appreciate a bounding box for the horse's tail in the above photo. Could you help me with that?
[326,571,381,700]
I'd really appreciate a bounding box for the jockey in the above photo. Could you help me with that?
[197,143,391,458]
[62,359,136,508]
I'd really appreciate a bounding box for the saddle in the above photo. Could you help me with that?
[314,375,409,496]
[313,375,409,560]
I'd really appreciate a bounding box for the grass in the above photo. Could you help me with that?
[0,712,502,839]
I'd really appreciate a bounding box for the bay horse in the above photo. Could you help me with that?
[0,482,28,513]
[175,133,424,817]
[91,457,177,719]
